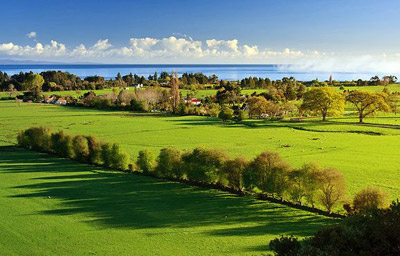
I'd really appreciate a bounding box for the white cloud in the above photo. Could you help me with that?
[2,35,400,72]
[91,39,112,51]
[26,31,37,38]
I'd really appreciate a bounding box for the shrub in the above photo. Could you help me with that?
[353,186,387,214]
[50,130,74,158]
[17,126,52,152]
[101,142,113,167]
[72,135,89,162]
[136,149,154,173]
[156,147,183,178]
[218,105,234,121]
[235,109,246,122]
[110,143,129,171]
[269,235,301,256]
[86,135,102,164]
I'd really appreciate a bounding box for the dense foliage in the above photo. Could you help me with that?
[269,201,400,256]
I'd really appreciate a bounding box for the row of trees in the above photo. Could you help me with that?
[17,127,130,171]
[136,147,349,213]
[17,126,350,214]
[17,126,392,217]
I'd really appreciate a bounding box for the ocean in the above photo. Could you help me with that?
[0,64,384,81]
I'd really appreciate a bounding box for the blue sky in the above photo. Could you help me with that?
[1,0,400,69]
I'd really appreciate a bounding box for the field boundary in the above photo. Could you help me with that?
[2,145,345,219]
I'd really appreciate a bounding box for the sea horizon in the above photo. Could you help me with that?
[0,63,391,82]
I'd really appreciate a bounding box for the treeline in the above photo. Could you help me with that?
[17,126,357,215]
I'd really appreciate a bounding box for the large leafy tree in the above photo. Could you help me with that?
[301,87,345,121]
[25,74,45,91]
[346,90,391,123]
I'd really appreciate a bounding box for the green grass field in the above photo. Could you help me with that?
[0,146,333,255]
[1,100,400,200]
[2,85,400,255]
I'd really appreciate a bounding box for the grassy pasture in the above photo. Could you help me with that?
[0,146,333,255]
[1,101,400,201]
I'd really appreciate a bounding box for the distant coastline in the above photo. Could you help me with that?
[0,63,391,81]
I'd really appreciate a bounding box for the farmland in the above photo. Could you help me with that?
[1,98,400,200]
[2,85,400,255]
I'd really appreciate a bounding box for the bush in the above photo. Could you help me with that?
[156,147,183,178]
[17,126,52,152]
[218,105,234,121]
[353,187,387,214]
[101,143,113,167]
[136,149,154,173]
[86,135,102,164]
[110,143,129,171]
[269,235,301,256]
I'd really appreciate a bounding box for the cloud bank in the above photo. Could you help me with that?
[0,35,399,73]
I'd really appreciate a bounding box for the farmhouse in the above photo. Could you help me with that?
[55,98,67,105]
[183,97,201,105]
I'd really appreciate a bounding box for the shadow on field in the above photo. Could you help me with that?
[0,146,333,240]
[170,117,400,135]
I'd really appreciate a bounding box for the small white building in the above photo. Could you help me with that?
[132,83,144,88]
[55,98,67,105]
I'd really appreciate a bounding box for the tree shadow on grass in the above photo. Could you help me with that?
[0,146,335,238]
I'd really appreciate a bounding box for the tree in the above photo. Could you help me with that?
[250,151,291,198]
[317,167,346,213]
[136,149,154,173]
[170,71,180,113]
[347,90,391,123]
[72,135,89,162]
[247,96,268,119]
[183,147,229,184]
[301,87,345,121]
[353,187,387,214]
[110,143,129,170]
[223,157,248,191]
[7,84,16,97]
[156,146,183,179]
[25,74,44,91]
[25,74,44,101]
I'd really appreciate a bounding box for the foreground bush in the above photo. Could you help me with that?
[270,201,400,256]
